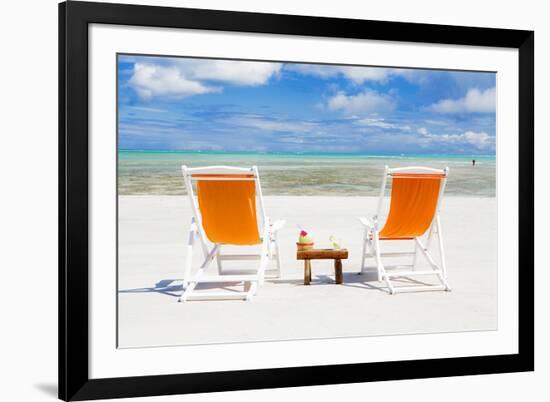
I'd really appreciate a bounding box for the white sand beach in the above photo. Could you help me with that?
[118,195,497,348]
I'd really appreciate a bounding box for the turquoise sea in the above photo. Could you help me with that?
[118,151,496,197]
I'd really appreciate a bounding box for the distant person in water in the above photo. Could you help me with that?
[472,159,476,166]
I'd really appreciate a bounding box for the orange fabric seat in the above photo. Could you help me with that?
[196,174,261,245]
[378,173,444,240]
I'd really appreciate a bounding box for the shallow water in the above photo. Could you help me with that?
[118,151,496,197]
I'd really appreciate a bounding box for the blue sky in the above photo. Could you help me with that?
[118,54,496,155]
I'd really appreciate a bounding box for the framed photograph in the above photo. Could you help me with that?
[59,1,534,400]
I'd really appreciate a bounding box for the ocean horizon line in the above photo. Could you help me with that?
[118,149,496,158]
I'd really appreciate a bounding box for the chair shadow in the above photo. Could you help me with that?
[118,270,435,299]
[325,271,433,293]
[269,271,387,290]
[34,383,57,398]
[118,279,254,298]
[344,270,436,292]
[118,279,183,298]
[266,278,307,286]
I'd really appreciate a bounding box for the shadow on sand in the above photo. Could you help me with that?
[118,270,434,299]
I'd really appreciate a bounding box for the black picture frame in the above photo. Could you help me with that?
[59,1,534,400]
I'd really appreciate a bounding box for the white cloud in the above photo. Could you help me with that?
[340,67,390,84]
[284,64,336,78]
[428,87,496,113]
[356,118,411,131]
[462,131,495,149]
[129,63,219,100]
[393,69,430,85]
[284,64,434,85]
[286,64,391,84]
[129,60,282,100]
[417,127,428,135]
[178,59,282,86]
[326,90,395,114]
[417,127,495,150]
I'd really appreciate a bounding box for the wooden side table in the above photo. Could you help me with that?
[296,248,349,285]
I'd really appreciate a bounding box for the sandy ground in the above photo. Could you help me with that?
[118,195,497,348]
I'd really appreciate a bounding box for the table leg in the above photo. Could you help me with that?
[304,260,311,285]
[334,259,343,284]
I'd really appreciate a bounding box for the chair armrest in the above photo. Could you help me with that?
[358,216,377,230]
[268,218,286,233]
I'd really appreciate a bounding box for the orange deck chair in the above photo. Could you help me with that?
[359,166,451,294]
[179,166,285,302]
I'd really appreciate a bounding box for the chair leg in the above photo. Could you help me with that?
[436,218,449,280]
[215,245,223,275]
[258,232,270,286]
[360,229,368,274]
[415,237,450,291]
[374,233,394,293]
[412,240,418,271]
[245,282,258,301]
[179,244,219,302]
[435,221,450,291]
[273,232,282,278]
[425,224,435,249]
[182,221,197,291]
[368,223,449,295]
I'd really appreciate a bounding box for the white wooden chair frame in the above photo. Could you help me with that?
[179,165,285,302]
[359,166,451,294]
